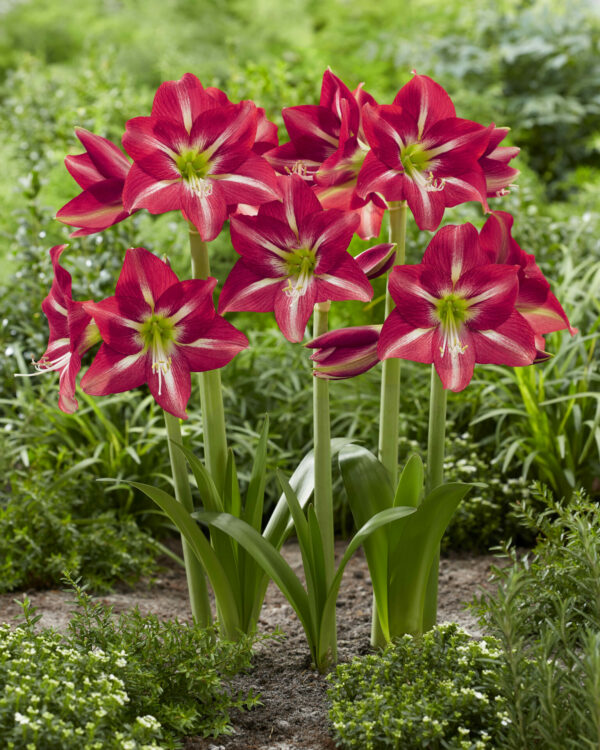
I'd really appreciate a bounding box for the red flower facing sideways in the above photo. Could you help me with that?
[56,128,133,237]
[81,248,248,418]
[122,73,281,241]
[27,246,100,412]
[378,224,538,391]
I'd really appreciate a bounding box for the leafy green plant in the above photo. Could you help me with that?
[327,623,507,750]
[474,487,600,748]
[0,474,157,593]
[63,575,263,742]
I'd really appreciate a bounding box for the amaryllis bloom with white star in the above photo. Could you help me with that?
[357,73,491,231]
[80,248,248,418]
[218,174,373,343]
[122,73,281,242]
[480,211,576,344]
[378,223,538,391]
[307,325,381,379]
[56,128,133,237]
[26,245,100,413]
[266,69,386,239]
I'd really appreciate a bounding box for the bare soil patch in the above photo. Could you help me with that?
[0,541,498,750]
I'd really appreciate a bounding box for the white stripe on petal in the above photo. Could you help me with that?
[387,326,435,356]
[129,178,181,210]
[316,273,369,299]
[476,329,530,358]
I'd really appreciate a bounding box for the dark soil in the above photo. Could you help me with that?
[0,541,498,750]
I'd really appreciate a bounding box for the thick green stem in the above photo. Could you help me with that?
[422,366,448,630]
[313,300,336,663]
[163,410,212,626]
[372,200,407,647]
[188,228,228,494]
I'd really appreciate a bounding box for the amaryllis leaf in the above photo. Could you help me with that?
[338,445,395,640]
[318,506,417,663]
[172,442,224,513]
[276,470,320,628]
[196,510,316,649]
[263,438,353,548]
[127,481,241,638]
[244,415,270,531]
[224,448,242,518]
[387,482,473,635]
[393,453,424,508]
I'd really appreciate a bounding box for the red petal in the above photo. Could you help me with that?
[156,278,217,341]
[422,224,487,280]
[282,105,340,160]
[264,141,321,181]
[122,116,177,162]
[274,277,317,343]
[81,344,148,396]
[472,310,536,366]
[402,178,446,231]
[147,350,191,419]
[215,153,281,207]
[356,150,404,202]
[122,164,182,214]
[218,261,282,313]
[457,265,519,329]
[181,181,228,241]
[305,208,359,261]
[320,69,360,137]
[65,153,103,189]
[378,310,436,363]
[393,74,456,138]
[361,104,407,167]
[230,214,294,274]
[192,101,257,165]
[254,108,279,154]
[74,127,130,180]
[151,73,213,132]
[178,316,248,371]
[433,326,476,392]
[56,179,128,232]
[315,255,372,303]
[116,247,179,306]
[355,243,396,279]
[388,265,440,328]
[83,296,147,355]
[58,352,81,414]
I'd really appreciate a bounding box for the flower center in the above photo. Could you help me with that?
[284,247,317,298]
[400,142,431,177]
[175,150,211,181]
[435,293,469,356]
[140,315,175,395]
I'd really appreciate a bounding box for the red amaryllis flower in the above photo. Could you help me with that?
[479,126,520,198]
[479,211,576,342]
[81,248,248,418]
[122,73,281,241]
[56,128,133,237]
[218,174,373,343]
[307,325,381,379]
[266,69,386,239]
[378,224,537,391]
[357,73,491,231]
[23,246,100,413]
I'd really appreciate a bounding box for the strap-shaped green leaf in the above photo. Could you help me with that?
[317,505,416,665]
[172,443,223,513]
[393,453,423,508]
[339,445,394,641]
[196,510,316,651]
[387,482,473,635]
[127,482,241,638]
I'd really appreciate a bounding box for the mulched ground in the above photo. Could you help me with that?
[0,541,498,750]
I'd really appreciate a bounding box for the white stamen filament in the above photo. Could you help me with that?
[284,264,312,299]
[151,351,173,396]
[425,172,445,192]
[439,319,468,357]
[189,176,213,199]
[16,351,72,378]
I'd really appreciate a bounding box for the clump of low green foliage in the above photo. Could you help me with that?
[327,623,508,749]
[1,580,264,749]
[474,487,600,749]
[0,476,157,593]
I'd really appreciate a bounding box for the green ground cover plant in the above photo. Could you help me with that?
[1,583,263,749]
[327,623,507,749]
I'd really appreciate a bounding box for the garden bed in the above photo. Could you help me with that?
[0,541,497,750]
